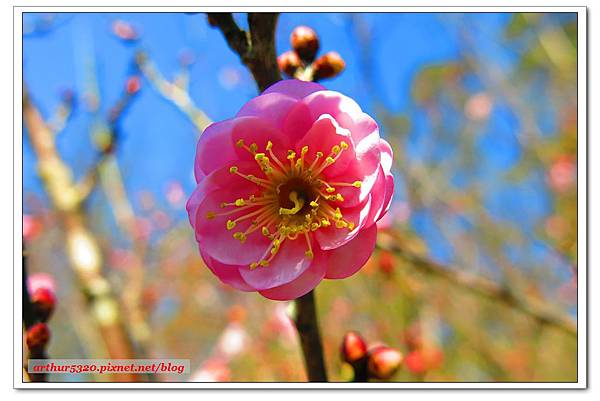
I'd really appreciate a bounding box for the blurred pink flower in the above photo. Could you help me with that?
[465,92,493,121]
[111,20,139,42]
[187,80,394,300]
[23,214,42,241]
[217,322,247,357]
[166,181,185,208]
[548,156,576,193]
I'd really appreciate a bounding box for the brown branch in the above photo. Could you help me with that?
[210,13,281,92]
[377,234,576,338]
[291,290,328,382]
[23,84,141,381]
[136,51,212,132]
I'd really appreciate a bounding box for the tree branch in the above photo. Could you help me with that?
[210,13,281,92]
[377,234,576,338]
[291,290,328,382]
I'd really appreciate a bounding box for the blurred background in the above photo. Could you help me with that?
[22,12,578,382]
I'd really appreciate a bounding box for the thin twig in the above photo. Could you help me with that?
[377,234,576,338]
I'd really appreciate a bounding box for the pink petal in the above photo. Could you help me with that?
[230,116,292,166]
[295,114,356,177]
[199,247,255,292]
[377,174,395,222]
[379,139,393,175]
[262,79,325,100]
[363,167,387,228]
[236,92,299,131]
[314,195,372,250]
[238,237,315,290]
[326,142,381,208]
[194,119,239,180]
[325,223,377,279]
[259,249,328,301]
[192,165,273,266]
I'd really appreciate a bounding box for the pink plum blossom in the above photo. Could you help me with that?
[187,80,394,300]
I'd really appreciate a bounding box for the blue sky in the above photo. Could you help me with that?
[22,12,575,297]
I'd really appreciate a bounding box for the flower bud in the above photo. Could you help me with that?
[31,288,56,322]
[312,52,345,81]
[341,331,368,364]
[125,76,142,95]
[367,346,403,380]
[26,323,50,352]
[277,51,302,77]
[290,26,319,63]
[405,347,443,375]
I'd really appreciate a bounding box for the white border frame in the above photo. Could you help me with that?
[13,5,587,389]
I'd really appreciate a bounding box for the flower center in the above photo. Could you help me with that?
[205,138,362,269]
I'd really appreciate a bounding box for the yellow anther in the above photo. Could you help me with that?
[250,262,258,269]
[226,220,236,230]
[259,260,270,267]
[261,227,271,236]
[321,219,331,227]
[332,145,341,154]
[334,208,343,220]
[311,223,320,231]
[347,222,356,230]
[255,153,266,161]
[206,211,216,220]
[352,181,362,188]
[229,166,238,174]
[325,156,335,164]
[249,143,258,153]
[336,194,345,202]
[310,200,319,208]
[236,139,245,148]
[316,151,324,158]
[235,198,246,207]
[336,220,348,228]
[301,146,309,155]
[279,191,305,216]
[305,250,314,259]
[328,195,338,201]
[287,151,296,160]
[220,202,227,208]
[325,187,336,193]
[233,232,247,243]
[266,141,273,151]
[340,141,349,150]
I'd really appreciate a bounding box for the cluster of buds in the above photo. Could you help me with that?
[340,331,403,381]
[278,26,345,82]
[25,273,57,358]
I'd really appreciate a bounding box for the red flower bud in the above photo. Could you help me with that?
[23,215,42,242]
[367,346,403,380]
[26,323,50,352]
[290,26,319,63]
[31,288,56,322]
[312,52,345,81]
[112,20,139,42]
[277,51,302,77]
[341,331,368,364]
[125,76,141,95]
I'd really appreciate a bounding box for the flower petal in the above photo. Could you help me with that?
[377,174,395,222]
[325,223,377,279]
[194,119,239,180]
[192,164,273,266]
[236,92,299,130]
[239,237,315,290]
[259,249,328,301]
[262,79,325,100]
[315,195,372,250]
[295,114,355,177]
[199,247,255,292]
[230,116,292,166]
